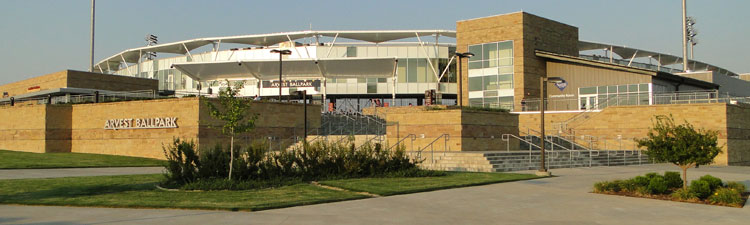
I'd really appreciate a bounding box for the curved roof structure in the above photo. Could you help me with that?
[579,40,738,77]
[94,30,456,71]
[95,30,738,78]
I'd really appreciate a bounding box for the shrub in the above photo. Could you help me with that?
[698,175,723,191]
[594,180,622,193]
[631,176,650,187]
[162,138,200,186]
[635,186,650,196]
[671,188,698,201]
[663,171,683,189]
[647,176,669,194]
[644,172,662,180]
[618,179,639,193]
[707,187,744,206]
[725,181,747,192]
[690,180,712,199]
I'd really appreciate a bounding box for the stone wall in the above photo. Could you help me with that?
[0,98,320,159]
[0,70,157,98]
[518,103,750,166]
[0,105,48,153]
[369,106,519,151]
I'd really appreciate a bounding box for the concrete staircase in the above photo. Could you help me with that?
[410,150,652,172]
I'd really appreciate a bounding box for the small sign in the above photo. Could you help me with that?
[554,79,568,91]
[262,80,321,88]
[104,117,178,130]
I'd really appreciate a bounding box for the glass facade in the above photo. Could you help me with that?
[578,83,651,110]
[467,40,514,109]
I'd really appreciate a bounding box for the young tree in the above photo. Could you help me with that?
[204,80,257,180]
[636,115,721,189]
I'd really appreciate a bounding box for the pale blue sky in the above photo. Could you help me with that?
[1,0,748,84]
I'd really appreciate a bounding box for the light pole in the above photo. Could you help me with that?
[89,0,95,72]
[538,76,564,176]
[271,49,292,101]
[455,52,474,108]
[681,0,688,71]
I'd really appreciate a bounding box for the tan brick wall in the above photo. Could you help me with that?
[0,105,48,153]
[457,12,578,110]
[373,106,519,151]
[0,97,320,159]
[519,103,750,166]
[0,71,68,97]
[0,70,157,98]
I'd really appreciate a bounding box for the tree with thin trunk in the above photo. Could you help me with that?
[204,80,257,180]
[636,115,721,189]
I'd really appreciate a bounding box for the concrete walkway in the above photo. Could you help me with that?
[1,164,749,224]
[0,167,163,180]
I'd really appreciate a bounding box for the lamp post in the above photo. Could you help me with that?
[270,49,292,101]
[538,76,564,176]
[455,52,474,108]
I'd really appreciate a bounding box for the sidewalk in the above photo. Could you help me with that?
[0,167,163,180]
[1,164,749,224]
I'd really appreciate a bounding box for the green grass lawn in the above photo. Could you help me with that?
[0,150,165,169]
[0,172,540,211]
[0,174,367,211]
[319,172,540,196]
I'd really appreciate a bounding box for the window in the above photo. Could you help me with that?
[367,83,377,93]
[469,77,483,91]
[467,40,514,110]
[346,47,357,57]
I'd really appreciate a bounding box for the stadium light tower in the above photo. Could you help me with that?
[145,34,158,60]
[686,17,698,59]
[89,0,95,72]
[681,0,689,71]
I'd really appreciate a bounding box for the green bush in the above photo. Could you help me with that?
[162,138,200,186]
[163,139,429,189]
[618,179,639,193]
[725,181,747,192]
[663,171,683,189]
[594,180,621,193]
[644,172,662,180]
[707,187,744,206]
[631,176,650,187]
[647,176,669,194]
[698,175,723,191]
[635,186,650,196]
[690,180,712,199]
[671,188,698,201]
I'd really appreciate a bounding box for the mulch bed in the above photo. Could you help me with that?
[593,190,749,208]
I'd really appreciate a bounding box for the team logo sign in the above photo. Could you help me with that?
[554,79,568,91]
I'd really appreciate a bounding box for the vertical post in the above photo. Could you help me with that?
[90,0,95,72]
[10,97,14,106]
[539,78,547,173]
[94,91,100,103]
[457,57,463,108]
[279,53,283,102]
[303,90,307,142]
[682,0,689,71]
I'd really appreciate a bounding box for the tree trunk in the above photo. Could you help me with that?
[680,163,693,190]
[229,130,234,181]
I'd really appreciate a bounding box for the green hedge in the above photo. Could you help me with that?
[593,172,746,207]
[162,138,441,190]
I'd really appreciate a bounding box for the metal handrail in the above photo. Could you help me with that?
[417,134,449,164]
[387,134,416,151]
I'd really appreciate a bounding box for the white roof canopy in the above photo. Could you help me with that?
[172,57,398,81]
[579,40,738,77]
[95,30,455,70]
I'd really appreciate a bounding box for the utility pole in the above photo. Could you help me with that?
[681,0,689,72]
[90,0,95,72]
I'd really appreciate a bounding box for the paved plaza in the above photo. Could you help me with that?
[1,164,749,224]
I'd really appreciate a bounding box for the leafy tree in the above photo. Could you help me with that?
[204,80,257,180]
[636,115,721,189]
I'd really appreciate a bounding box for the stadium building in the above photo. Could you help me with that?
[2,12,749,168]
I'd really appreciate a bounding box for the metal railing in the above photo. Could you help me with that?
[417,134,449,164]
[387,134,417,152]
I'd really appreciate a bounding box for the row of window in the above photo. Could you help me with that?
[468,74,513,91]
[468,41,513,69]
[469,96,514,110]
